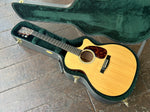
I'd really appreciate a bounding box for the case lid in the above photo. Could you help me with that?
[12,0,150,44]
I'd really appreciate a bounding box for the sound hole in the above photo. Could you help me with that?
[84,46,107,59]
[80,50,94,62]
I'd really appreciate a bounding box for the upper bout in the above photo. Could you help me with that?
[78,38,95,49]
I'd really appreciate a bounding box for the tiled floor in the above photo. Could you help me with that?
[0,0,150,112]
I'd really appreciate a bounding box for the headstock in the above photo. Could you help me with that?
[18,27,34,38]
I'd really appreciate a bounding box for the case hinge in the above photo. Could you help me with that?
[19,0,24,3]
[73,76,80,83]
[122,98,129,107]
[16,38,22,44]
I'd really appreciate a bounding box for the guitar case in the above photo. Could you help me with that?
[11,0,141,103]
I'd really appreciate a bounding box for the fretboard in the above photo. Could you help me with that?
[32,31,82,56]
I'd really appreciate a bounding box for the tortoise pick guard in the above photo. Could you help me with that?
[84,46,107,59]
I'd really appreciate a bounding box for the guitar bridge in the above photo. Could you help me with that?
[100,55,111,73]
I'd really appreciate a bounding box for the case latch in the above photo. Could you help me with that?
[16,38,22,44]
[73,76,80,83]
[122,98,129,107]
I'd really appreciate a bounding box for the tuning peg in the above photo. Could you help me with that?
[24,35,28,38]
[73,76,80,83]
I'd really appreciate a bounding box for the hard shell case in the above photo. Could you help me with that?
[11,21,139,103]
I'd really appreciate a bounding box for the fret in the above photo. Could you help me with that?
[69,46,74,53]
[40,34,44,39]
[52,39,56,44]
[46,37,51,42]
[49,37,55,43]
[61,42,66,50]
[54,40,60,47]
[65,44,69,50]
[60,42,64,49]
[67,45,72,52]
[32,31,82,56]
[74,49,78,55]
[41,35,46,40]
[43,36,48,41]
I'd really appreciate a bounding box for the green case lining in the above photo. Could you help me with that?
[12,0,150,43]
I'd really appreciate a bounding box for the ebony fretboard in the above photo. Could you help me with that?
[32,31,82,56]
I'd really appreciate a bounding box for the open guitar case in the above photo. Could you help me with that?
[11,0,150,103]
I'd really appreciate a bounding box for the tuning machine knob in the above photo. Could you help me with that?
[24,35,28,38]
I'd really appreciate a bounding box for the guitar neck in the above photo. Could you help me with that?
[32,31,81,56]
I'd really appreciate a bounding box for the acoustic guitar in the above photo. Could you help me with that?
[18,27,138,97]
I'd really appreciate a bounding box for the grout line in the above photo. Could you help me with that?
[0,29,11,33]
[0,78,38,94]
[0,53,40,70]
[137,40,147,58]
[1,15,13,19]
[0,3,7,7]
[53,26,71,33]
[24,103,49,112]
[86,89,97,112]
[0,60,28,70]
[0,44,17,50]
[0,69,59,94]
[0,14,13,20]
[74,27,84,37]
[141,75,149,91]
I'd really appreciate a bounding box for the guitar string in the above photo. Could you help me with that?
[32,31,82,56]
[23,29,93,59]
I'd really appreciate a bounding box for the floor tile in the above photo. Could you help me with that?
[0,30,16,49]
[0,54,58,92]
[0,45,38,69]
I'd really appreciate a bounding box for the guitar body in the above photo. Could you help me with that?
[65,39,138,97]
